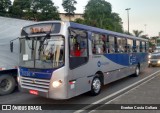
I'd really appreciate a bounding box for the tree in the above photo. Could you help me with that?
[10,0,60,21]
[83,0,123,33]
[133,30,143,37]
[62,0,77,21]
[141,35,149,39]
[10,0,31,18]
[111,12,123,32]
[0,0,11,16]
[29,0,60,21]
[74,18,84,24]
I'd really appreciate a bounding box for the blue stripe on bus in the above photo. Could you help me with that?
[19,67,53,79]
[104,54,129,66]
[104,53,148,66]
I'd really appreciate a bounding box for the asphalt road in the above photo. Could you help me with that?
[0,67,160,113]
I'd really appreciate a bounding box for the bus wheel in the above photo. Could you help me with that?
[0,75,16,95]
[90,76,102,96]
[134,66,140,77]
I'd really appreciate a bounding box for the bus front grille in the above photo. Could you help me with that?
[20,77,50,92]
[151,56,160,59]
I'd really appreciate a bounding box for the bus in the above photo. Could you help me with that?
[17,21,148,99]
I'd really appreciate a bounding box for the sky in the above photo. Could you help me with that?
[52,0,160,37]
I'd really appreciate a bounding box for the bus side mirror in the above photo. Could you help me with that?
[10,41,13,52]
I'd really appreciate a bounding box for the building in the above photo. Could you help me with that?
[59,13,84,21]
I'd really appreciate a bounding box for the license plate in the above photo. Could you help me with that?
[29,90,38,95]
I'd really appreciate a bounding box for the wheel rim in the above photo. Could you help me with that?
[92,78,101,93]
[136,67,140,75]
[0,79,10,91]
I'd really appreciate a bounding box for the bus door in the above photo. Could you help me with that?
[68,28,90,96]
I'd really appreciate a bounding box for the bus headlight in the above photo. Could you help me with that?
[52,80,62,88]
[148,55,151,59]
[148,61,151,64]
[17,76,20,84]
[158,61,160,64]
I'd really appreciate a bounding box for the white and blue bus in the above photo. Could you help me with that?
[17,21,148,99]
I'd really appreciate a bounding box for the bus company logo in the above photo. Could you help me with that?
[97,61,101,67]
[32,79,36,84]
[97,61,109,67]
[32,72,36,77]
[129,54,136,64]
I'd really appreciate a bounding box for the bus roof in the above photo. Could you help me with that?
[21,21,148,42]
[69,22,148,42]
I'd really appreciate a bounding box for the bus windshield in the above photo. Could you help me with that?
[19,36,64,69]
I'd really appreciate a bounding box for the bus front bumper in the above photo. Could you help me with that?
[19,85,69,100]
[148,60,160,66]
[19,86,49,98]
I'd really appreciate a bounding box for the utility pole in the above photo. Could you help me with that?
[125,8,131,34]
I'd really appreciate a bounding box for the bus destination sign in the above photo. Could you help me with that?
[21,23,61,36]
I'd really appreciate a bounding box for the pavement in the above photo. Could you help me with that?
[91,74,160,113]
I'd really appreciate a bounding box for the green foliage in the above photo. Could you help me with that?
[151,36,159,40]
[28,0,60,21]
[141,35,149,39]
[133,30,143,37]
[0,0,11,16]
[74,18,84,24]
[9,0,31,18]
[62,0,77,21]
[8,0,60,21]
[149,41,155,47]
[83,0,123,33]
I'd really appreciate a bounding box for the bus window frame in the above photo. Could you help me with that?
[116,37,127,53]
[91,32,108,55]
[68,27,89,70]
[108,35,116,54]
[127,38,134,53]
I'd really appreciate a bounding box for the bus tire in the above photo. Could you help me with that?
[0,75,16,95]
[134,65,140,77]
[90,76,102,96]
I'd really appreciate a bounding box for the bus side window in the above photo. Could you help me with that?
[127,39,133,53]
[139,41,143,52]
[146,42,149,52]
[106,35,110,53]
[92,33,105,54]
[136,40,140,52]
[117,37,126,53]
[101,34,107,53]
[108,35,115,53]
[70,33,87,57]
[69,28,88,69]
[141,41,145,52]
[124,39,127,53]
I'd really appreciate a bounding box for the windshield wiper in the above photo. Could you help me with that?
[38,33,51,52]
